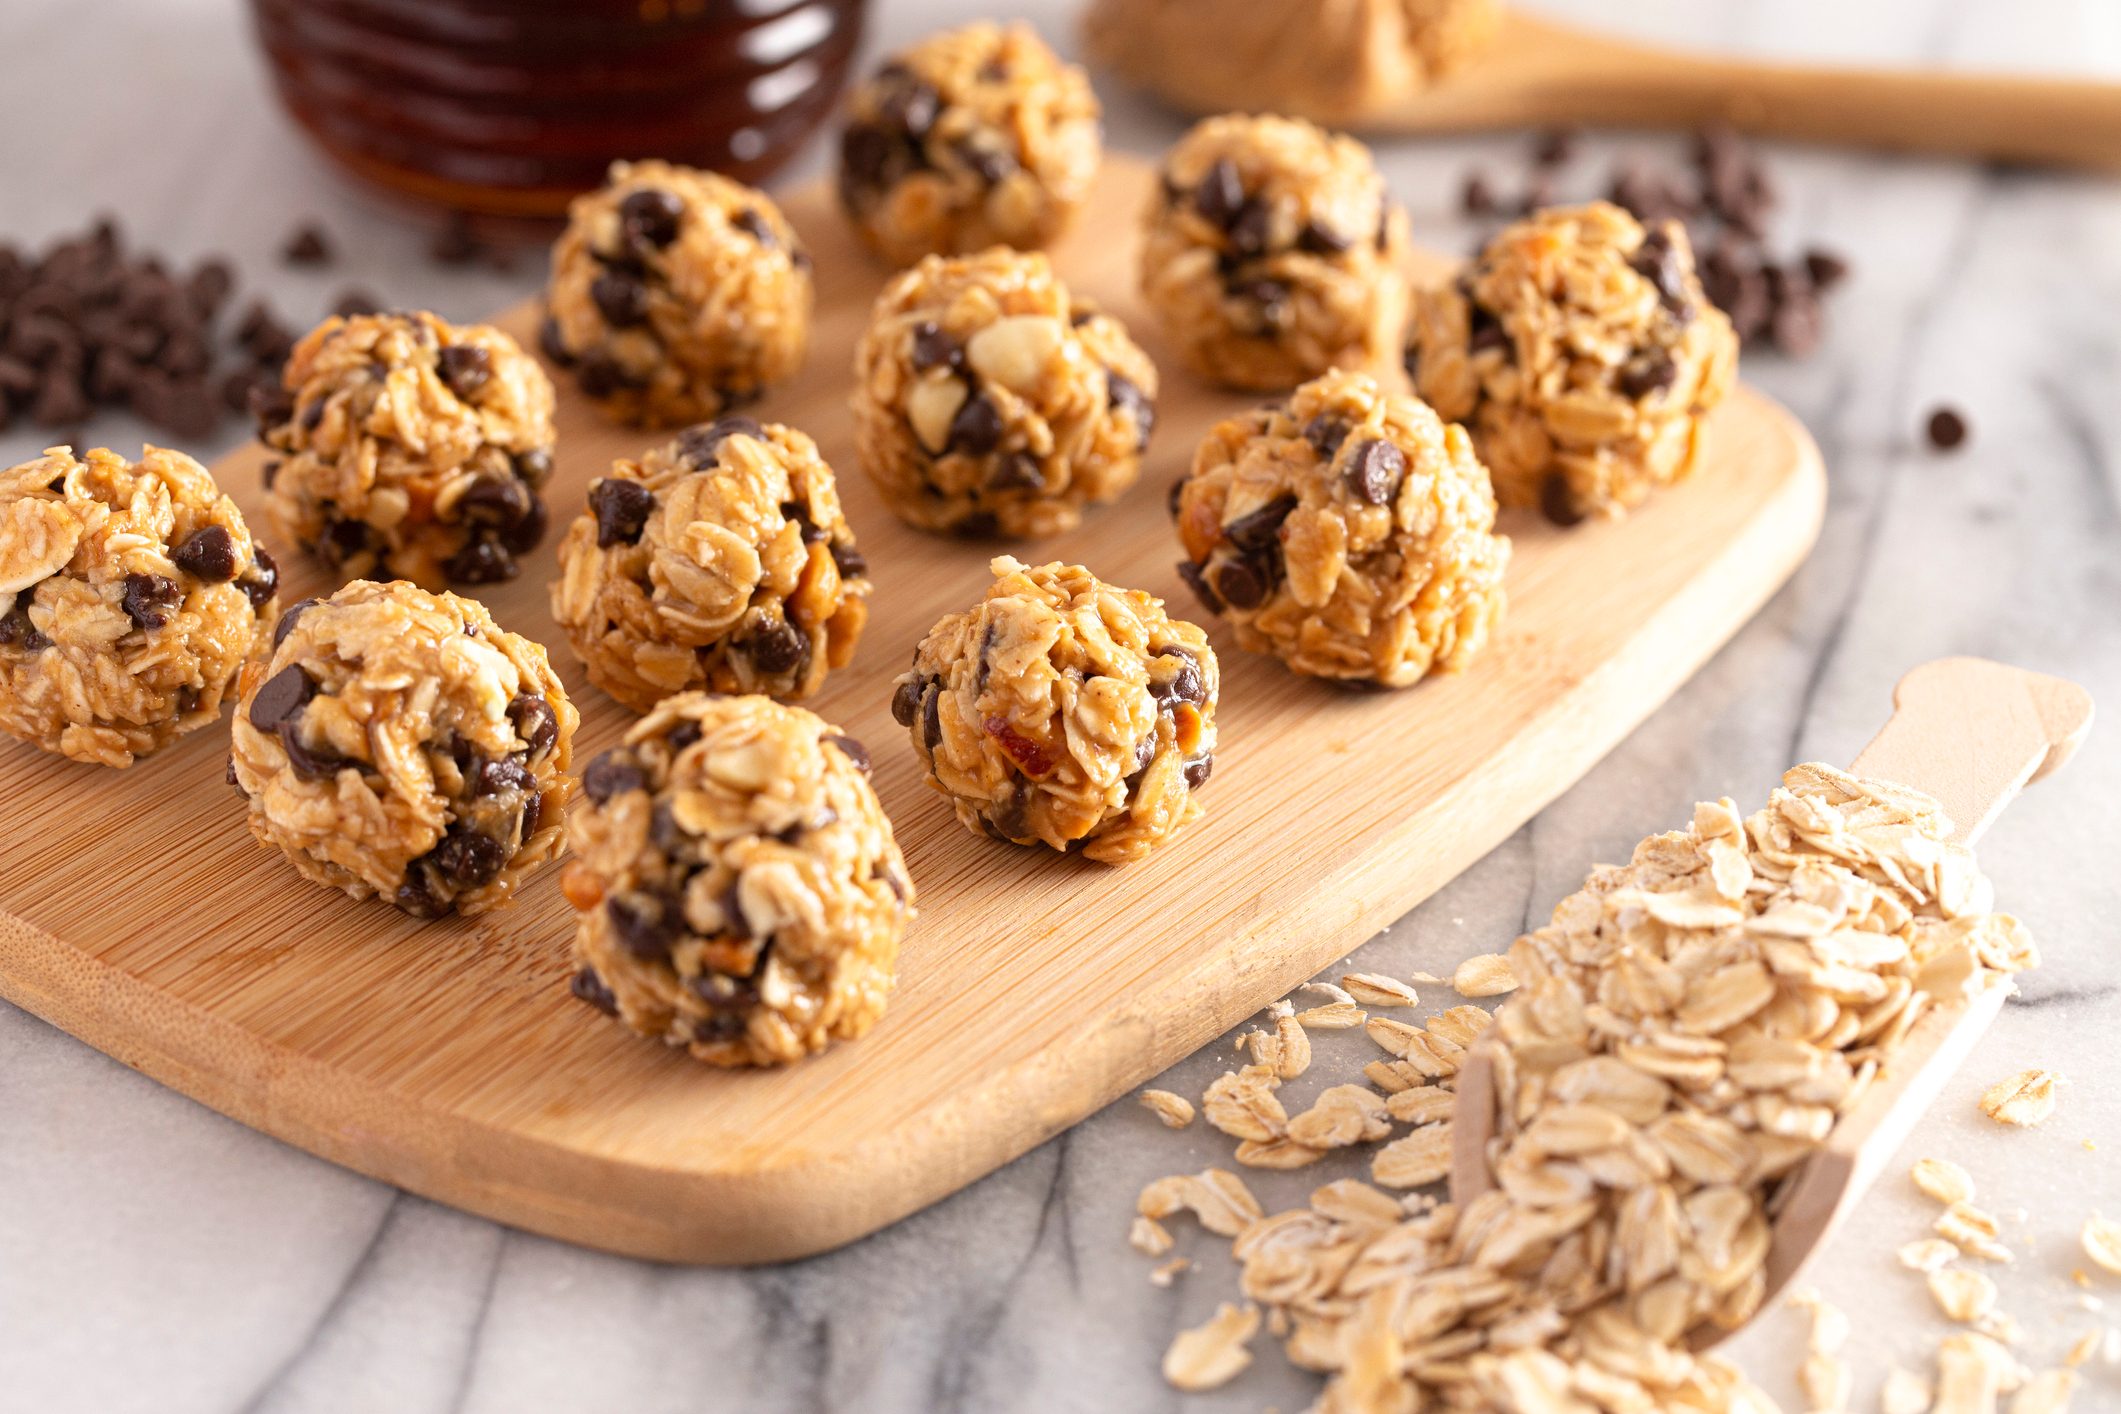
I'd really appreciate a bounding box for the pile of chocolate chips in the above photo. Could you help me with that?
[1461,126,1851,358]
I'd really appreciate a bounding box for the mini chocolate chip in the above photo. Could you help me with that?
[121,573,181,630]
[225,755,240,790]
[1298,220,1352,255]
[319,518,371,568]
[589,477,656,547]
[444,536,516,585]
[248,381,294,430]
[1462,172,1498,216]
[171,524,237,582]
[429,826,508,888]
[239,547,279,611]
[590,271,650,328]
[717,881,752,940]
[582,751,645,804]
[1540,474,1587,528]
[882,74,942,141]
[830,541,867,580]
[513,447,554,486]
[619,188,684,249]
[247,664,314,732]
[471,756,536,796]
[1167,478,1186,519]
[508,694,558,758]
[1214,558,1268,611]
[1223,495,1296,552]
[537,315,575,367]
[839,124,900,198]
[1628,230,1689,311]
[951,511,999,538]
[1770,295,1824,358]
[824,733,871,774]
[460,474,532,529]
[1468,308,1510,358]
[1183,755,1214,790]
[279,718,346,781]
[961,143,1016,184]
[675,415,762,465]
[921,684,942,751]
[731,208,777,249]
[1226,200,1272,258]
[744,618,808,674]
[570,966,619,1015]
[1303,415,1350,459]
[260,458,281,490]
[520,792,543,845]
[607,890,680,961]
[891,676,924,727]
[1177,560,1223,615]
[666,720,702,753]
[1533,127,1577,168]
[272,597,317,648]
[1237,277,1290,319]
[1803,247,1851,291]
[331,287,382,319]
[281,223,332,266]
[1617,349,1679,400]
[986,452,1042,492]
[0,606,51,653]
[1346,439,1406,506]
[947,392,1003,456]
[499,496,548,555]
[1195,158,1246,228]
[1152,656,1204,708]
[1107,372,1154,450]
[1926,406,1969,451]
[395,873,442,918]
[437,343,493,399]
[909,321,963,372]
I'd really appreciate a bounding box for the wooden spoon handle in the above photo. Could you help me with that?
[1374,14,2121,171]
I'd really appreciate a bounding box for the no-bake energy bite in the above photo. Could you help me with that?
[893,556,1217,865]
[1140,114,1411,392]
[230,580,578,917]
[853,247,1157,539]
[259,310,557,588]
[562,693,914,1068]
[0,445,277,766]
[550,416,871,712]
[1406,200,1740,523]
[837,22,1101,268]
[1173,369,1509,688]
[543,160,813,429]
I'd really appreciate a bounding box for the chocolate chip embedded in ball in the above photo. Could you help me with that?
[588,477,656,547]
[606,888,682,960]
[590,270,651,329]
[824,733,871,774]
[171,524,238,582]
[744,618,808,674]
[1343,439,1406,506]
[1195,158,1246,227]
[238,547,279,611]
[508,693,558,759]
[443,536,517,585]
[583,751,646,804]
[1540,473,1588,528]
[121,573,182,630]
[947,392,1005,456]
[570,966,619,1015]
[829,541,867,581]
[1107,372,1155,451]
[676,415,763,466]
[247,664,315,732]
[618,188,684,250]
[427,824,509,889]
[437,343,493,399]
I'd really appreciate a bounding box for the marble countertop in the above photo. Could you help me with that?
[3,2,2118,1410]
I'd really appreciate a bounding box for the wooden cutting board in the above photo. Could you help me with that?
[0,156,1825,1263]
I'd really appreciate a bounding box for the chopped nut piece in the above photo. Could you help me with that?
[1980,1069,2062,1127]
[1162,1302,1259,1392]
[1149,1256,1191,1288]
[1139,1089,1197,1129]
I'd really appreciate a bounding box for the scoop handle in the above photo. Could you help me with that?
[1449,658,2092,1216]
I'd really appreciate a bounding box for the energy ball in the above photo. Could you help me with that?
[893,556,1217,864]
[838,22,1101,268]
[550,416,872,712]
[1172,369,1509,688]
[562,693,914,1068]
[259,310,556,588]
[0,445,278,767]
[1141,114,1411,391]
[1406,201,1740,523]
[543,160,813,429]
[853,247,1158,538]
[231,580,578,918]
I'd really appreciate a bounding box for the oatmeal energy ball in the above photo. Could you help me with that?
[551,416,871,712]
[260,310,556,589]
[563,693,914,1068]
[1141,114,1411,392]
[1,445,278,767]
[1406,200,1740,523]
[231,580,578,917]
[1174,369,1509,688]
[838,22,1101,268]
[543,160,812,428]
[854,247,1157,538]
[893,556,1217,864]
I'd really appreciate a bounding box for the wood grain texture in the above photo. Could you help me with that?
[1111,9,2121,171]
[0,156,1824,1263]
[1448,657,2094,1348]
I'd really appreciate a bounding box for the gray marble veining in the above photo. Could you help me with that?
[3,2,2117,1411]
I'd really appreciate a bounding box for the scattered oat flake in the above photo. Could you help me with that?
[1130,1214,1174,1257]
[1930,1267,1999,1323]
[1234,1136,1327,1170]
[2008,1368,2077,1414]
[1937,1202,2015,1263]
[2081,1215,2121,1276]
[1913,1156,1977,1206]
[1341,972,1420,1008]
[1137,1168,1262,1237]
[1162,1301,1259,1391]
[1451,952,1518,997]
[1370,1122,1452,1189]
[1294,1001,1367,1030]
[1881,1365,1933,1414]
[1799,1349,1850,1413]
[1902,1237,1962,1272]
[1149,1256,1191,1288]
[1139,1089,1196,1129]
[1273,1013,1311,1079]
[2062,1331,2101,1368]
[1980,1068,2062,1127]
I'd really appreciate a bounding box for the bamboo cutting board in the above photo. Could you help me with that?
[0,157,1825,1263]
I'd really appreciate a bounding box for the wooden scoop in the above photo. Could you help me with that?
[1448,657,2094,1345]
[1100,7,2121,172]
